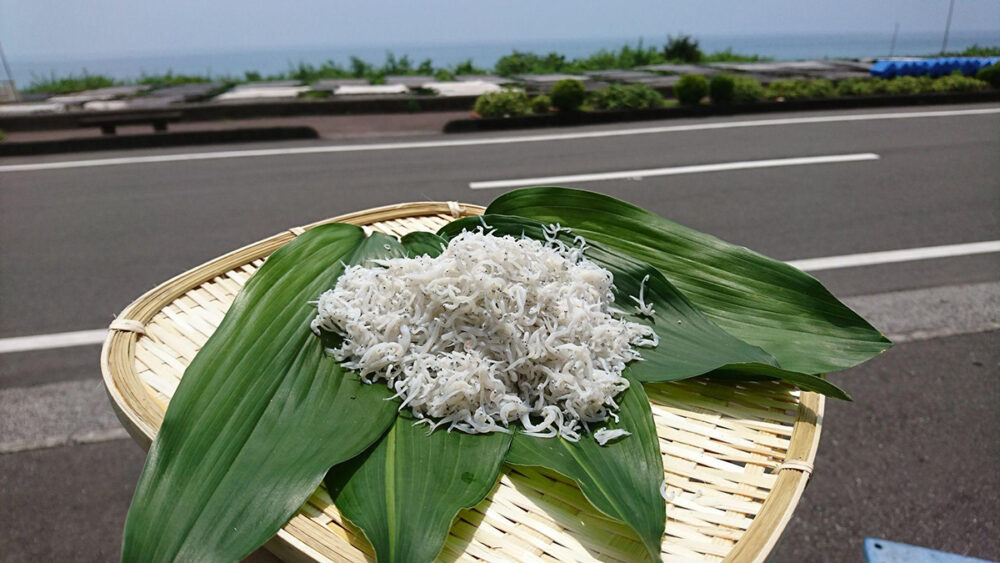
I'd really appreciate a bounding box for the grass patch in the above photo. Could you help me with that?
[23,72,120,94]
[493,38,767,76]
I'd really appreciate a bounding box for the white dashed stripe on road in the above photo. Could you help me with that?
[2,280,995,455]
[468,153,879,189]
[786,240,1000,272]
[1,107,997,173]
[0,328,108,354]
[1,239,997,355]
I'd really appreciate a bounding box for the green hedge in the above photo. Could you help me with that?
[473,72,994,119]
[550,79,586,112]
[675,75,708,105]
[473,90,531,117]
[765,79,835,100]
[530,95,552,113]
[708,75,735,103]
[836,74,989,97]
[590,84,664,110]
[977,63,1000,89]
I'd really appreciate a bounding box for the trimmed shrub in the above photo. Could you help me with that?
[975,63,1000,89]
[931,74,988,93]
[731,76,765,102]
[766,79,835,100]
[674,75,708,105]
[473,90,531,117]
[530,95,552,113]
[709,75,735,103]
[837,77,883,96]
[884,75,934,95]
[590,83,664,110]
[550,79,586,112]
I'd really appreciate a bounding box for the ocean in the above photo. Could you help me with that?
[7,30,1000,86]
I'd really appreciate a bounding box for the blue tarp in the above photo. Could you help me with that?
[871,57,1000,78]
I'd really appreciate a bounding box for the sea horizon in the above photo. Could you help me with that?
[7,30,1000,86]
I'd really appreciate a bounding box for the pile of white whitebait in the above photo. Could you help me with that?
[311,227,657,442]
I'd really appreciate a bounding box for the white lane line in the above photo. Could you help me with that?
[469,153,879,189]
[2,107,997,173]
[3,280,996,455]
[0,328,107,354]
[1,239,997,355]
[787,240,1000,272]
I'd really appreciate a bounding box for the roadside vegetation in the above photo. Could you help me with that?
[590,83,664,110]
[470,70,993,119]
[19,40,999,102]
[22,72,119,95]
[21,36,766,94]
[941,45,1000,57]
[493,35,766,76]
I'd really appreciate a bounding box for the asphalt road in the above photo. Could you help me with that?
[1,104,998,562]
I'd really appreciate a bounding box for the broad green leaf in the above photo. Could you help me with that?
[122,227,405,562]
[400,231,448,258]
[487,187,891,374]
[713,364,850,400]
[505,374,665,560]
[326,417,512,563]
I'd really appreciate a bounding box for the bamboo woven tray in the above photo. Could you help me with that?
[101,201,823,563]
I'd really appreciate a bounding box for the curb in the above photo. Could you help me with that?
[442,90,1000,133]
[0,126,319,156]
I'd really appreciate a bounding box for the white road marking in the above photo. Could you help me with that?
[469,153,879,189]
[2,239,996,355]
[786,240,1000,272]
[3,280,996,454]
[2,107,997,173]
[0,328,107,354]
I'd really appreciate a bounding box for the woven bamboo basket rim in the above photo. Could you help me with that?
[100,201,823,563]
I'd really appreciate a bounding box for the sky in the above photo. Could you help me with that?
[2,0,999,60]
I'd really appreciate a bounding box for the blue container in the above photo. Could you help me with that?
[870,60,897,78]
[943,58,963,75]
[928,59,948,77]
[903,61,926,76]
[959,58,981,75]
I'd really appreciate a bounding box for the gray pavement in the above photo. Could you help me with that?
[0,103,997,562]
[773,330,999,562]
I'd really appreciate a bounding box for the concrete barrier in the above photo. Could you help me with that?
[0,95,479,132]
[0,126,319,156]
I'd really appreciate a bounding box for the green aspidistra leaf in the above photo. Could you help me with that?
[400,231,448,258]
[326,418,512,563]
[486,187,891,374]
[122,227,405,562]
[505,374,665,561]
